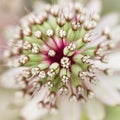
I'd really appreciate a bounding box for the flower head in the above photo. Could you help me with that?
[1,0,120,120]
[1,0,120,114]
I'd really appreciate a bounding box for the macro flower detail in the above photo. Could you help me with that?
[2,1,116,110]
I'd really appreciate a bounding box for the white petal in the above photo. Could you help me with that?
[88,74,120,105]
[85,99,105,120]
[21,88,48,120]
[58,0,68,7]
[107,74,120,90]
[111,26,120,43]
[107,52,120,69]
[0,67,25,88]
[33,1,47,13]
[95,52,120,70]
[86,0,102,14]
[97,13,120,30]
[60,98,81,120]
[0,35,7,59]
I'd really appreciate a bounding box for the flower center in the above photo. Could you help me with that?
[44,38,75,68]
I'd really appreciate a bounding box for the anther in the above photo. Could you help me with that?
[46,80,54,89]
[104,68,113,76]
[76,85,84,95]
[32,44,40,54]
[23,69,32,79]
[50,5,59,16]
[87,90,94,99]
[60,57,71,69]
[67,43,76,51]
[77,14,85,24]
[89,76,98,85]
[48,49,56,57]
[58,30,66,38]
[71,21,81,30]
[39,71,46,79]
[59,85,68,95]
[82,33,92,43]
[61,75,69,84]
[70,94,78,102]
[19,55,29,65]
[31,67,40,76]
[82,55,91,64]
[101,55,109,63]
[34,30,42,39]
[23,41,32,50]
[57,17,66,27]
[46,29,54,37]
[102,27,111,39]
[23,27,32,36]
[47,69,56,78]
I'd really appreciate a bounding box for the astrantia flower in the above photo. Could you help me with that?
[1,0,120,120]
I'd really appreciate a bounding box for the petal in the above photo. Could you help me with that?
[0,35,7,59]
[86,0,102,14]
[58,0,68,7]
[107,73,120,90]
[95,52,120,70]
[60,98,81,120]
[97,13,120,30]
[85,99,105,120]
[88,74,120,106]
[21,88,48,120]
[0,67,26,88]
[33,1,47,13]
[111,26,120,44]
[0,89,20,120]
[108,52,120,70]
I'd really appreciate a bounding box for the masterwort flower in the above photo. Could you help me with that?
[0,0,120,120]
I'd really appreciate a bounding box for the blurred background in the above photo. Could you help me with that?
[0,0,120,120]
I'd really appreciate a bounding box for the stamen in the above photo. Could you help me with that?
[23,27,32,36]
[104,68,113,76]
[82,33,92,43]
[50,5,59,16]
[46,29,54,37]
[32,44,41,54]
[67,43,76,51]
[89,76,98,85]
[23,41,32,50]
[59,85,68,95]
[87,90,94,99]
[47,69,56,78]
[46,80,54,89]
[102,27,111,39]
[31,67,40,76]
[71,21,81,30]
[61,75,69,84]
[70,94,78,102]
[34,30,42,39]
[48,49,56,57]
[77,14,85,24]
[57,17,66,27]
[39,71,46,79]
[76,85,84,95]
[58,30,66,38]
[23,69,32,79]
[60,57,71,69]
[19,55,29,65]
